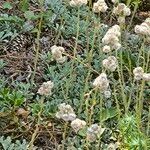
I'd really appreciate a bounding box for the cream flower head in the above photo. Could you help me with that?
[93,73,109,91]
[38,81,54,96]
[102,56,118,72]
[93,0,108,13]
[102,45,111,53]
[87,124,105,142]
[133,67,144,80]
[71,118,86,132]
[142,73,150,81]
[113,3,131,16]
[69,0,87,7]
[102,25,121,51]
[56,103,76,121]
[51,45,66,64]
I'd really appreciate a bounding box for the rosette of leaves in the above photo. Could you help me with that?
[0,136,28,150]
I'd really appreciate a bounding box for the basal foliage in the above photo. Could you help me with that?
[0,0,149,149]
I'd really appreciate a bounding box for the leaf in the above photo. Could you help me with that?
[24,11,37,20]
[23,21,34,32]
[0,31,5,39]
[31,28,39,33]
[101,107,118,122]
[19,0,29,12]
[78,128,87,137]
[0,136,28,150]
[2,2,13,10]
[0,14,24,24]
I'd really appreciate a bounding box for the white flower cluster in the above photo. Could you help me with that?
[107,142,120,150]
[143,73,150,81]
[71,118,86,133]
[56,106,106,140]
[135,18,150,36]
[56,103,86,132]
[56,103,76,121]
[113,3,131,24]
[87,124,105,142]
[103,90,111,98]
[117,16,126,24]
[102,45,111,53]
[102,56,118,72]
[93,73,109,91]
[37,80,54,96]
[133,67,150,81]
[111,0,118,4]
[145,18,150,27]
[51,45,66,64]
[93,0,108,13]
[113,3,131,16]
[102,25,121,52]
[69,0,87,7]
[133,67,144,80]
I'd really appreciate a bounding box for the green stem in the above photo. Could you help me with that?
[87,21,97,63]
[78,71,91,115]
[128,2,139,30]
[137,80,145,129]
[147,106,150,136]
[113,85,121,119]
[73,7,80,58]
[62,122,68,150]
[116,50,127,114]
[31,14,43,83]
[136,38,146,129]
[28,98,44,150]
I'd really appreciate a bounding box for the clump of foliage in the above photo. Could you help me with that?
[0,0,150,149]
[0,136,28,150]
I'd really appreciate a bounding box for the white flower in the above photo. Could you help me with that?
[133,67,144,74]
[133,67,144,80]
[113,3,131,16]
[118,16,125,24]
[69,0,87,7]
[93,73,109,91]
[107,142,120,150]
[105,25,120,35]
[146,36,150,43]
[102,25,121,50]
[56,103,76,121]
[51,45,64,57]
[112,42,121,50]
[51,45,66,63]
[111,0,118,4]
[103,90,111,98]
[87,133,97,142]
[123,7,131,16]
[134,18,150,36]
[56,57,67,64]
[69,1,76,7]
[142,73,150,81]
[38,81,54,96]
[87,124,105,142]
[102,56,118,72]
[82,0,88,4]
[71,118,86,132]
[106,24,120,32]
[87,124,100,142]
[133,67,150,81]
[93,0,108,13]
[102,34,119,45]
[102,45,111,53]
[145,17,150,26]
[100,23,108,28]
[135,23,150,36]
